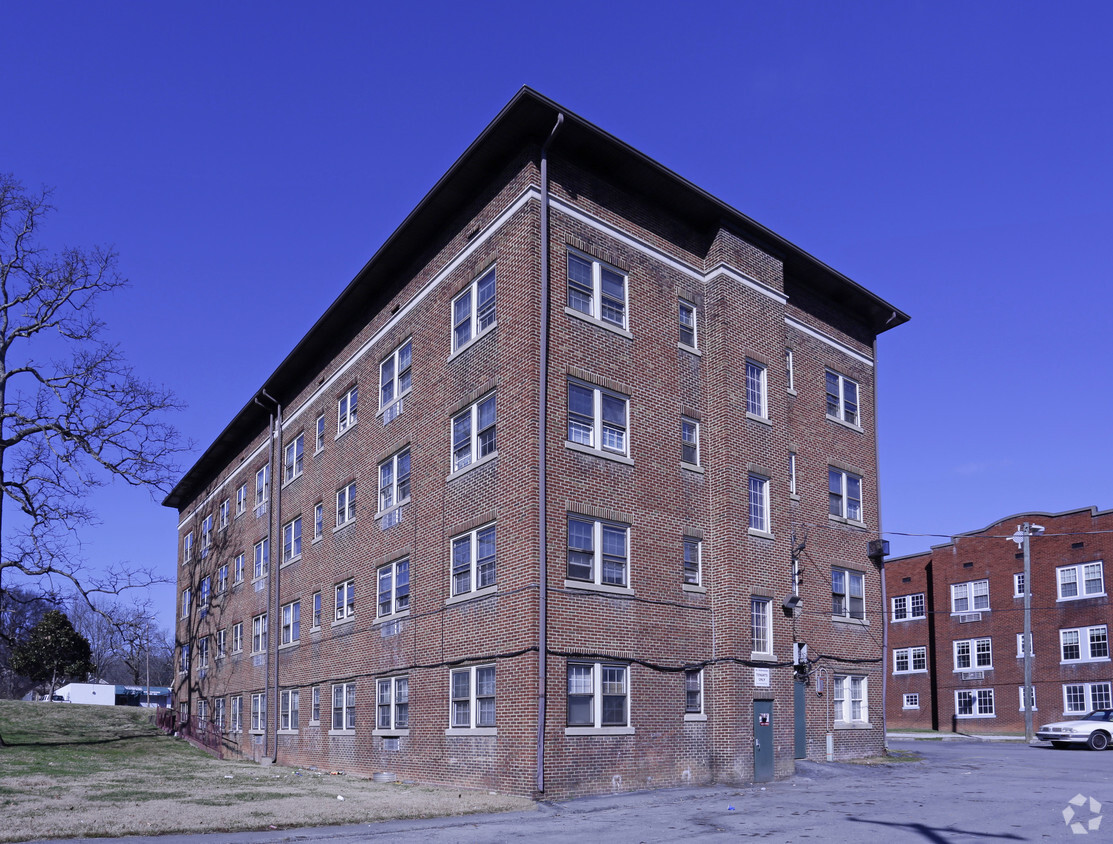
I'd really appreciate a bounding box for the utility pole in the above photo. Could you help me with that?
[1010,523,1044,743]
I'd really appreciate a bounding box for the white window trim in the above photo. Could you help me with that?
[373,676,410,736]
[1063,682,1113,715]
[446,664,497,735]
[250,693,267,734]
[1059,625,1110,664]
[745,359,768,421]
[950,579,990,614]
[334,579,355,624]
[682,537,702,590]
[747,474,771,537]
[313,502,324,542]
[1056,561,1106,601]
[785,348,796,394]
[681,416,700,470]
[828,468,864,525]
[1018,686,1037,712]
[280,600,300,647]
[902,693,920,710]
[335,481,356,529]
[450,266,497,356]
[450,523,497,600]
[893,646,928,674]
[952,637,993,672]
[310,592,322,631]
[891,593,926,622]
[251,613,267,655]
[566,379,630,461]
[337,386,358,437]
[683,668,705,721]
[750,596,773,659]
[376,558,411,621]
[231,622,243,655]
[377,449,411,516]
[788,452,798,499]
[279,689,300,733]
[831,567,866,622]
[281,516,302,564]
[378,338,413,411]
[283,434,304,484]
[832,674,870,727]
[1013,572,1025,597]
[565,249,630,336]
[315,414,326,453]
[565,516,632,594]
[253,538,269,581]
[565,661,634,735]
[449,392,497,478]
[330,682,356,735]
[825,369,862,429]
[954,688,996,719]
[678,299,698,352]
[1016,632,1034,658]
[235,484,247,517]
[254,465,269,511]
[309,686,321,725]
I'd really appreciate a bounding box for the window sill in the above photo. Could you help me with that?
[278,641,300,651]
[280,555,301,568]
[746,412,771,427]
[373,609,411,626]
[444,727,497,737]
[564,440,633,466]
[890,617,927,623]
[446,585,498,607]
[833,721,873,730]
[333,519,356,534]
[748,528,774,541]
[828,515,867,530]
[787,388,798,396]
[375,500,411,523]
[1057,594,1107,602]
[311,535,323,545]
[683,713,707,722]
[750,652,776,662]
[331,616,355,629]
[249,729,265,736]
[902,705,920,711]
[678,341,701,357]
[328,729,356,737]
[831,615,870,627]
[954,714,996,720]
[564,726,635,736]
[1060,658,1111,665]
[448,321,498,362]
[309,626,321,634]
[893,669,929,676]
[376,388,412,419]
[949,610,989,617]
[281,473,302,490]
[563,580,634,598]
[826,414,864,434]
[277,729,299,735]
[446,450,498,482]
[564,306,633,340]
[334,424,356,442]
[953,667,993,673]
[681,461,704,474]
[682,583,706,594]
[309,719,320,727]
[373,728,411,738]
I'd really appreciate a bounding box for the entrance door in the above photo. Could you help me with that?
[794,677,807,759]
[753,700,774,782]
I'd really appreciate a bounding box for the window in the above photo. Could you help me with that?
[197,699,208,724]
[378,449,411,512]
[1016,632,1033,657]
[1019,686,1037,712]
[181,588,191,619]
[280,689,299,731]
[788,452,797,496]
[235,484,247,516]
[332,683,356,731]
[231,622,243,654]
[452,266,496,350]
[833,675,867,724]
[311,592,322,629]
[214,697,226,730]
[832,568,864,619]
[1013,573,1025,596]
[954,637,992,670]
[567,516,628,588]
[216,628,226,659]
[200,515,213,555]
[217,564,228,593]
[255,465,269,509]
[233,553,245,584]
[893,646,928,673]
[315,414,325,452]
[336,482,356,527]
[178,643,189,674]
[198,636,209,668]
[567,251,626,329]
[679,300,697,348]
[251,693,267,732]
[179,701,188,723]
[311,686,321,723]
[282,517,302,563]
[335,579,355,622]
[219,499,229,530]
[377,558,411,617]
[684,669,703,716]
[681,417,699,466]
[951,580,989,613]
[1060,625,1109,663]
[785,349,795,392]
[337,386,358,435]
[313,502,323,540]
[183,532,193,563]
[748,474,770,533]
[376,677,409,731]
[891,594,926,621]
[280,600,300,645]
[450,665,495,729]
[253,538,269,579]
[828,469,863,522]
[903,693,919,710]
[745,360,767,418]
[251,614,267,654]
[567,662,629,729]
[682,537,701,586]
[567,381,628,456]
[199,577,210,607]
[1057,562,1105,600]
[230,696,242,732]
[955,688,995,718]
[283,434,304,483]
[379,339,413,408]
[452,393,496,472]
[825,370,860,426]
[751,597,772,656]
[452,525,496,596]
[1065,682,1112,714]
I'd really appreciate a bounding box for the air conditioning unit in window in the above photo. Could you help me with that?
[961,671,985,681]
[958,612,983,623]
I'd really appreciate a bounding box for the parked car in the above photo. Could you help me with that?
[1035,710,1113,749]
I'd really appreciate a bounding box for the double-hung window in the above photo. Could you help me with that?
[681,417,699,466]
[377,558,410,618]
[954,637,992,670]
[452,267,496,351]
[452,393,496,472]
[283,434,304,483]
[198,637,209,668]
[379,339,413,409]
[825,370,860,426]
[255,466,269,510]
[214,698,226,730]
[235,484,247,516]
[1016,632,1033,657]
[183,532,193,563]
[833,675,867,724]
[751,597,772,656]
[337,386,358,435]
[567,251,627,329]
[181,588,191,619]
[567,381,628,457]
[451,524,496,596]
[231,622,243,654]
[250,693,266,732]
[280,689,299,731]
[1013,573,1026,596]
[748,474,770,534]
[219,499,229,529]
[199,577,210,608]
[1060,625,1109,663]
[217,565,228,593]
[745,360,767,418]
[951,580,989,613]
[891,594,926,621]
[1057,562,1105,600]
[1019,685,1037,712]
[955,689,995,718]
[679,300,697,348]
[376,677,409,731]
[567,516,629,589]
[832,567,865,620]
[682,537,701,586]
[450,665,495,730]
[230,696,242,732]
[310,687,321,723]
[280,600,300,645]
[828,469,863,522]
[200,516,213,555]
[315,414,325,452]
[313,502,323,540]
[336,481,356,527]
[335,579,355,622]
[332,683,356,731]
[282,516,302,563]
[311,592,322,629]
[253,538,269,580]
[567,662,630,729]
[378,449,411,512]
[684,669,703,716]
[785,349,795,392]
[178,643,189,674]
[893,646,927,673]
[1065,682,1113,714]
[251,613,267,654]
[216,628,226,659]
[233,553,245,584]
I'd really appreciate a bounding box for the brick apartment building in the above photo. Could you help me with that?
[165,88,908,797]
[885,507,1113,733]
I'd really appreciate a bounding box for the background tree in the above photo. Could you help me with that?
[0,174,184,619]
[0,585,58,697]
[10,609,94,698]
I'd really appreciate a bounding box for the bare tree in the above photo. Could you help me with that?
[0,174,184,611]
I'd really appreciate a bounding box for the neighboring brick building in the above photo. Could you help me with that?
[165,88,908,797]
[886,507,1113,733]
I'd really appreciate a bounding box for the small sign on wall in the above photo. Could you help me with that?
[758,712,771,727]
[754,667,770,687]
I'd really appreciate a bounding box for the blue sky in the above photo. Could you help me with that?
[3,2,1110,630]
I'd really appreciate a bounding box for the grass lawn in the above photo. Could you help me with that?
[0,700,533,841]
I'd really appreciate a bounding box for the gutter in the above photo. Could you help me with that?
[254,391,282,763]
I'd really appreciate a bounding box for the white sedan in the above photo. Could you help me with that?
[1035,709,1113,750]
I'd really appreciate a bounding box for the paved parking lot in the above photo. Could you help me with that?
[33,738,1113,843]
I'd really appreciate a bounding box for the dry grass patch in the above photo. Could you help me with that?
[0,700,533,841]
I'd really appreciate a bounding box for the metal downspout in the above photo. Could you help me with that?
[873,320,894,752]
[256,391,281,762]
[537,112,563,795]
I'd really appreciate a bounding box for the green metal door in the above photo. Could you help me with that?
[753,700,774,782]
[794,677,807,759]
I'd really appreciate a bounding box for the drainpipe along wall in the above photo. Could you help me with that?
[255,391,282,762]
[536,112,563,795]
